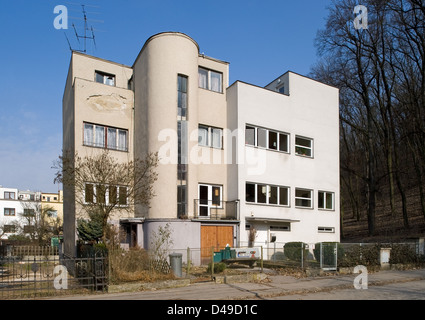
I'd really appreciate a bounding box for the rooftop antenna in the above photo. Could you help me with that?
[64,3,102,53]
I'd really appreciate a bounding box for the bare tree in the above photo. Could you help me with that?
[53,150,159,242]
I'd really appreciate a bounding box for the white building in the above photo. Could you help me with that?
[62,32,340,261]
[227,72,340,253]
[0,186,41,239]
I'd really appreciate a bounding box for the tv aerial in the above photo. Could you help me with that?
[64,3,103,54]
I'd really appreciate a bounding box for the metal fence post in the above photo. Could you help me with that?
[211,246,214,277]
[260,246,263,273]
[186,247,191,277]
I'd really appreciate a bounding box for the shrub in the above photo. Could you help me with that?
[389,244,419,264]
[207,262,227,273]
[284,242,308,261]
[338,244,380,267]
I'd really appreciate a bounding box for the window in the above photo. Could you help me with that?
[4,208,15,216]
[4,192,15,200]
[295,188,313,208]
[95,71,115,86]
[245,125,289,153]
[318,191,334,210]
[4,225,16,233]
[277,85,285,94]
[198,67,223,93]
[246,183,289,206]
[23,209,35,217]
[178,75,188,119]
[84,122,128,151]
[198,184,223,217]
[85,183,94,203]
[198,125,223,149]
[47,210,58,218]
[177,185,187,217]
[84,183,128,206]
[270,224,290,231]
[318,227,335,233]
[295,136,313,157]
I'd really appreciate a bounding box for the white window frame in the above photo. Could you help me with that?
[246,182,290,207]
[198,125,223,149]
[83,183,128,207]
[318,191,335,211]
[318,226,335,233]
[295,188,313,209]
[245,125,290,153]
[198,67,223,93]
[198,184,223,217]
[295,135,313,158]
[83,122,128,152]
[95,71,115,86]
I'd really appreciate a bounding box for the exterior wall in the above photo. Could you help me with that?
[133,32,230,219]
[62,52,134,256]
[228,72,340,248]
[41,191,63,224]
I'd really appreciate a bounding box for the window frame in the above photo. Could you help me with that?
[95,70,116,87]
[318,226,335,233]
[83,122,128,152]
[84,183,128,207]
[245,125,290,153]
[198,125,223,149]
[246,182,290,207]
[198,67,223,93]
[4,192,15,200]
[318,191,335,211]
[295,135,313,158]
[4,208,16,216]
[295,188,313,209]
[198,184,223,217]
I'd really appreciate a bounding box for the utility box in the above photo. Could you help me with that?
[169,253,183,277]
[380,248,392,270]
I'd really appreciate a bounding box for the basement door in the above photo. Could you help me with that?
[201,225,233,264]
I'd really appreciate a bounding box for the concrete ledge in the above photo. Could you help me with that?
[108,278,191,293]
[213,272,268,284]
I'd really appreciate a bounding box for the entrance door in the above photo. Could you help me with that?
[201,225,234,264]
[198,184,222,217]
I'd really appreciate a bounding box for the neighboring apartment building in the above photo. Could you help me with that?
[0,186,41,239]
[41,191,64,225]
[62,32,340,262]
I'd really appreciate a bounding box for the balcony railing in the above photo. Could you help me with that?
[193,199,239,220]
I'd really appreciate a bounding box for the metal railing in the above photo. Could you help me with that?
[193,199,239,220]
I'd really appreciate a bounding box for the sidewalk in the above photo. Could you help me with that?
[51,267,425,300]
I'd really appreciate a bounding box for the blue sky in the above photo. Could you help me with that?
[0,0,332,193]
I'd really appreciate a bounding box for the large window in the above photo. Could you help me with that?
[295,136,313,157]
[318,191,334,210]
[246,183,289,206]
[95,71,115,86]
[84,123,128,152]
[198,67,223,93]
[245,125,289,153]
[295,188,313,208]
[198,125,223,149]
[84,183,128,206]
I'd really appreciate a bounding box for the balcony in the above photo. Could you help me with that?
[193,199,239,221]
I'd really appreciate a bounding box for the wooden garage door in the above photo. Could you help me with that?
[201,226,233,263]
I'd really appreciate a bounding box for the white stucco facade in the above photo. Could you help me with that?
[227,72,340,247]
